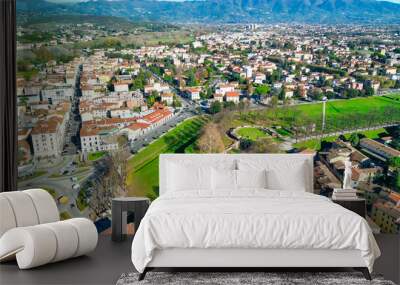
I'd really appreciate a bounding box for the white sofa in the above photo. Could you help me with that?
[0,189,98,269]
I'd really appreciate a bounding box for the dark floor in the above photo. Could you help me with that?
[0,236,134,285]
[1,234,399,285]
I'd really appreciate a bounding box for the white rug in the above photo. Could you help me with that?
[117,271,395,285]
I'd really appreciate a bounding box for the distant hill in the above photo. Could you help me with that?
[17,0,400,24]
[17,13,178,32]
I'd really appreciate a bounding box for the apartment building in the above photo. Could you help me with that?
[31,115,66,158]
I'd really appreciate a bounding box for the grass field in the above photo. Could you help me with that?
[293,128,390,150]
[243,94,400,132]
[126,116,209,198]
[295,95,400,126]
[236,127,268,141]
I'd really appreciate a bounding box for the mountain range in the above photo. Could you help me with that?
[17,0,400,24]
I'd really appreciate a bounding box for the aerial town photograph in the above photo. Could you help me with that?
[15,1,400,235]
[1,0,400,284]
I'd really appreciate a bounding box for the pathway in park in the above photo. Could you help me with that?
[226,122,399,152]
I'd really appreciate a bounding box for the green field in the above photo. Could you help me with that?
[294,128,390,150]
[127,116,209,198]
[236,127,268,141]
[295,95,400,128]
[243,94,400,133]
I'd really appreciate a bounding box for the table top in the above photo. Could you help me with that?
[112,197,149,202]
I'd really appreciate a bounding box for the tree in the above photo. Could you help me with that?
[147,91,160,107]
[326,91,335,99]
[349,133,360,147]
[309,89,323,101]
[247,138,280,153]
[172,96,182,108]
[278,88,286,101]
[223,101,236,111]
[34,46,54,64]
[389,157,400,168]
[254,84,271,97]
[395,170,400,191]
[210,101,222,114]
[107,146,130,195]
[270,96,279,108]
[89,176,115,218]
[364,86,374,97]
[196,123,225,153]
[239,138,253,150]
[238,101,247,115]
[186,70,198,86]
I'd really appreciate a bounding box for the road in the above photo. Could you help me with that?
[63,66,82,155]
[130,66,200,152]
[18,66,91,218]
[130,108,199,152]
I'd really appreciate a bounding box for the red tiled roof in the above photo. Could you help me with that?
[127,122,151,131]
[226,91,239,97]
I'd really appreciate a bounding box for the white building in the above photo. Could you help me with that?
[161,93,174,105]
[80,127,119,153]
[31,115,66,158]
[225,91,240,104]
[244,66,253,79]
[114,83,129,92]
[41,86,74,104]
[186,87,201,101]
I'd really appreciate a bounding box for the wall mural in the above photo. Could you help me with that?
[16,2,400,235]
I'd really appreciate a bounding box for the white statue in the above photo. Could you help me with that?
[343,159,353,190]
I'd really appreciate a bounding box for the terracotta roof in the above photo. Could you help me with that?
[31,117,62,135]
[83,117,137,128]
[186,87,202,93]
[142,109,172,124]
[127,122,151,131]
[80,126,115,137]
[226,91,240,97]
[389,192,400,204]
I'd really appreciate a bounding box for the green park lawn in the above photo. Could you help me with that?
[295,94,400,124]
[294,128,390,151]
[237,127,268,141]
[239,94,400,138]
[126,116,209,198]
